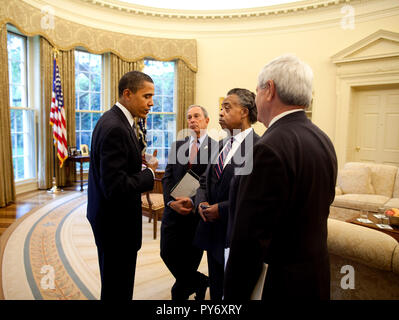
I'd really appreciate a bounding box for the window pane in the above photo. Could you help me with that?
[15,109,23,132]
[146,114,152,130]
[152,114,163,130]
[152,131,163,148]
[164,131,173,148]
[16,157,24,180]
[10,85,22,107]
[152,96,162,112]
[81,132,91,146]
[16,133,24,156]
[78,92,89,110]
[10,61,22,84]
[81,113,91,130]
[75,112,81,131]
[152,76,162,95]
[77,72,90,91]
[92,113,101,128]
[162,96,174,112]
[10,109,15,131]
[90,54,101,74]
[10,109,35,181]
[164,114,176,131]
[75,132,81,149]
[77,51,90,72]
[91,92,101,111]
[90,73,101,92]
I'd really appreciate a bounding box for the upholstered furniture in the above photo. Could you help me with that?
[332,162,399,220]
[328,218,399,300]
[141,178,164,240]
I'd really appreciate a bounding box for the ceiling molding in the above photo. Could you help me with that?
[78,0,354,20]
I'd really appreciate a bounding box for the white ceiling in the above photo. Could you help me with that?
[117,0,301,10]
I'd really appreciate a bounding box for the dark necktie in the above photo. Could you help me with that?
[214,137,234,179]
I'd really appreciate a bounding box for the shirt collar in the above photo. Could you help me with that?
[116,101,134,128]
[189,132,208,147]
[268,109,304,128]
[231,127,253,145]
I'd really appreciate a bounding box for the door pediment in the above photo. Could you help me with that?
[332,30,399,64]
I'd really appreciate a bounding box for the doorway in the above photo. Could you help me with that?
[348,84,399,166]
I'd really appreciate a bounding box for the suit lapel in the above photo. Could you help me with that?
[111,105,142,156]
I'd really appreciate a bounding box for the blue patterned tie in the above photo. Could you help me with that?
[214,137,234,179]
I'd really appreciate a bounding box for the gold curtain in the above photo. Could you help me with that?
[38,37,75,189]
[110,53,144,104]
[176,59,196,133]
[0,23,15,207]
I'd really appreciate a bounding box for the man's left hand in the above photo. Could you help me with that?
[202,204,219,222]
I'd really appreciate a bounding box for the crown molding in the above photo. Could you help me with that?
[78,0,354,20]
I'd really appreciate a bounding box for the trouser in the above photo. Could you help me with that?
[97,246,138,300]
[207,251,224,300]
[161,221,205,300]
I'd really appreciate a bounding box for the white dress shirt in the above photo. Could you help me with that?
[115,101,155,178]
[222,127,253,169]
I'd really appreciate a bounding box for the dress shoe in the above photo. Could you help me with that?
[195,275,209,300]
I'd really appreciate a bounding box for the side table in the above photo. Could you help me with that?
[68,155,90,191]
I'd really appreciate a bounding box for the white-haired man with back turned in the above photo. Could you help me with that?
[223,54,337,300]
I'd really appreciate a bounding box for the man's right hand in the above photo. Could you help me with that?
[146,150,159,172]
[170,197,193,215]
[198,202,210,222]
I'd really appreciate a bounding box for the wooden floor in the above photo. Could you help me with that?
[0,184,83,237]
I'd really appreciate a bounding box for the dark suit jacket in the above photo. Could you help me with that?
[87,105,154,252]
[225,133,260,248]
[194,129,260,265]
[161,135,218,231]
[224,111,337,300]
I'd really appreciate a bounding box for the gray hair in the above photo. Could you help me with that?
[227,88,257,124]
[257,54,313,108]
[186,104,209,119]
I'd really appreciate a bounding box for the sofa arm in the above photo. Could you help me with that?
[327,218,398,271]
[335,186,343,196]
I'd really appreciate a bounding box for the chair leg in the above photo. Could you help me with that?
[153,212,158,240]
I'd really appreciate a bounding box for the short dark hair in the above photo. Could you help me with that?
[118,71,153,97]
[227,88,258,124]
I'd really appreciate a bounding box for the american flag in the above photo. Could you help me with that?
[49,58,68,168]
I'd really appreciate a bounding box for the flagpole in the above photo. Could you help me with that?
[48,48,63,194]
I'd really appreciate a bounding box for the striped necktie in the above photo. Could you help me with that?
[214,137,234,179]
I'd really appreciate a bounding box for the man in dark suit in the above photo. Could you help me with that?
[194,88,260,300]
[224,54,337,300]
[161,105,218,300]
[87,71,158,300]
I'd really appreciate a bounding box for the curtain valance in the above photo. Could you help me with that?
[0,0,197,72]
